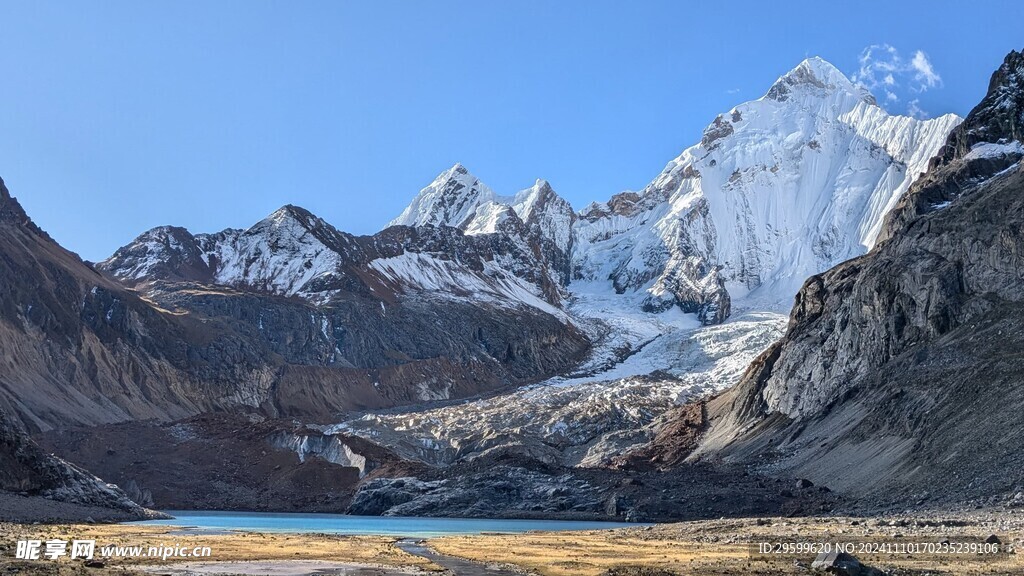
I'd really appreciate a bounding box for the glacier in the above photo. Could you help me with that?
[325,57,962,466]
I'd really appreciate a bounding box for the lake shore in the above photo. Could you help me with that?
[2,510,1022,575]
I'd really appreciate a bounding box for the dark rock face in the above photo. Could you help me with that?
[700,115,734,149]
[0,180,266,431]
[345,451,840,522]
[0,178,44,235]
[612,401,708,469]
[935,50,1024,165]
[0,408,156,520]
[880,49,1024,242]
[692,50,1024,508]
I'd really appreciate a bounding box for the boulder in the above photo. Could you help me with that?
[811,551,884,576]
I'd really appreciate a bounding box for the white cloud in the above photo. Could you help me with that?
[851,44,944,117]
[910,50,941,89]
[725,88,741,95]
[907,99,928,119]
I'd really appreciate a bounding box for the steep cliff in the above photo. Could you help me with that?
[692,50,1024,508]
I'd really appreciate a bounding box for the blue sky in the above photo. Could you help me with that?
[1,1,1021,260]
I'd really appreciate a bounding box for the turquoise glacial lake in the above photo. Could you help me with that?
[131,510,644,538]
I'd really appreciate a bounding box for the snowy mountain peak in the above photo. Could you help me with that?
[511,179,559,221]
[385,168,577,285]
[765,56,874,105]
[388,165,575,243]
[787,57,850,86]
[265,204,319,228]
[261,204,331,233]
[388,163,498,230]
[574,57,961,323]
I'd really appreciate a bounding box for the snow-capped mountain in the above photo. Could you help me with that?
[572,57,961,321]
[390,163,497,231]
[103,205,355,303]
[101,56,965,404]
[97,206,591,415]
[389,165,575,242]
[318,57,965,497]
[108,57,960,333]
[387,58,961,325]
[22,54,986,522]
[102,203,566,314]
[390,164,577,284]
[684,49,1024,509]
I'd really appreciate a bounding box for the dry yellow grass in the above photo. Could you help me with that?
[432,516,1024,576]
[435,531,740,575]
[0,523,440,574]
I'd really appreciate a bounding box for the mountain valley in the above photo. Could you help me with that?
[7,50,1024,531]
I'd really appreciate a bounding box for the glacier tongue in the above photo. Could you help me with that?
[329,286,788,468]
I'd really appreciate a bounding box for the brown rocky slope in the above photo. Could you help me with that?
[0,178,587,433]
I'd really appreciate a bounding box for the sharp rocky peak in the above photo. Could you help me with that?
[0,176,49,238]
[932,49,1024,166]
[423,162,480,193]
[389,165,575,238]
[0,177,18,221]
[388,163,497,230]
[263,204,326,230]
[246,204,355,257]
[512,179,567,219]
